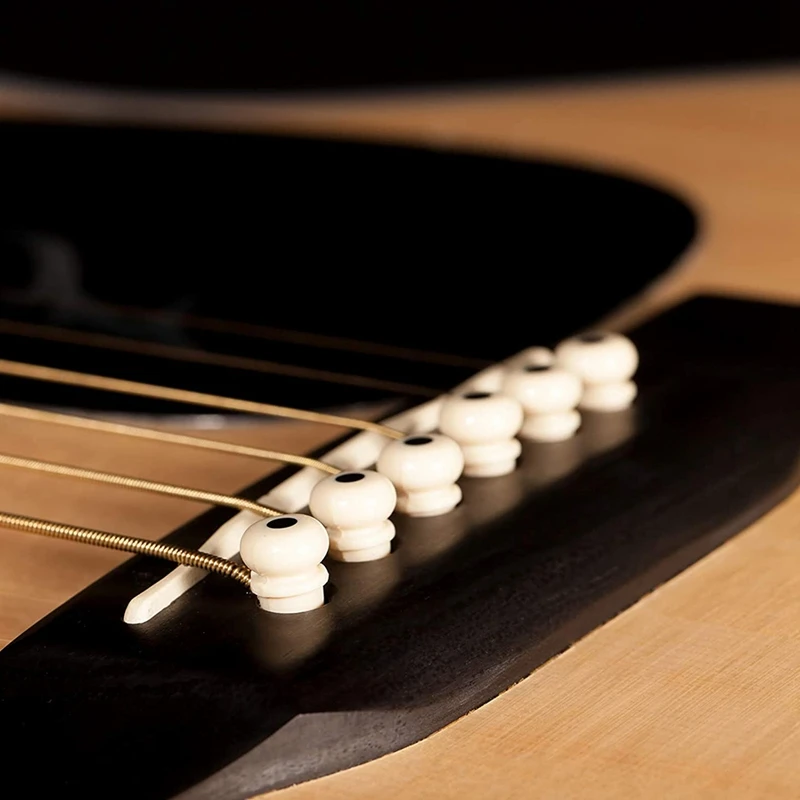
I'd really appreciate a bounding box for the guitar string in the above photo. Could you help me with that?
[176,313,492,369]
[0,358,404,438]
[0,318,438,398]
[18,299,491,369]
[0,451,281,517]
[0,324,408,566]
[0,510,251,585]
[0,402,340,474]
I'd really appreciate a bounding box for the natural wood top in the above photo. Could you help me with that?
[0,66,799,798]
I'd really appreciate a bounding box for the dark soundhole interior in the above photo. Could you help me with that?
[0,122,695,415]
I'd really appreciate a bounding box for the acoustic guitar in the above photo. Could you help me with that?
[1,66,799,799]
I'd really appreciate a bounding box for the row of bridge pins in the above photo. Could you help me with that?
[240,331,639,613]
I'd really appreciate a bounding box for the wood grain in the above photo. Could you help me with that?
[1,67,799,798]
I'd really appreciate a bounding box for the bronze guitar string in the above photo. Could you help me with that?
[0,451,281,517]
[0,510,251,585]
[174,313,491,369]
[3,301,491,370]
[0,318,438,398]
[0,358,404,438]
[0,402,339,474]
[0,324,411,564]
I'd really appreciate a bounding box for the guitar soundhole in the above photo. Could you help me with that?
[0,121,696,416]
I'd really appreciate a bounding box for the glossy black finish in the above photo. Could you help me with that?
[2,295,799,800]
[0,2,797,91]
[0,121,695,413]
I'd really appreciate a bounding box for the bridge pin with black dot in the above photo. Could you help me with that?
[438,391,524,477]
[555,331,638,411]
[309,470,397,562]
[239,514,329,613]
[502,363,582,441]
[377,433,464,517]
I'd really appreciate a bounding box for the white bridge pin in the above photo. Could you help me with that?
[438,391,524,477]
[240,514,329,614]
[502,363,582,441]
[555,331,639,412]
[309,470,397,562]
[503,346,555,371]
[377,433,464,517]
